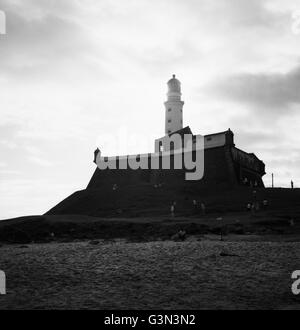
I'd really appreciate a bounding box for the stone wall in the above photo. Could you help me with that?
[87,146,246,190]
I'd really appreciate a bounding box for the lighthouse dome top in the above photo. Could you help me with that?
[167,74,181,94]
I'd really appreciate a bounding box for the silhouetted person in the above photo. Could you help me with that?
[246,203,251,212]
[170,204,175,217]
[192,200,198,214]
[178,229,186,241]
[251,203,256,216]
[201,202,206,215]
[291,180,294,189]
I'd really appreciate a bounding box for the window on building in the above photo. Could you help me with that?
[168,108,172,112]
[168,119,172,123]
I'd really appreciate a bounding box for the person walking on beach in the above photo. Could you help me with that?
[200,202,206,215]
[262,199,268,210]
[170,202,175,217]
[251,203,256,216]
[192,200,198,214]
[246,203,251,212]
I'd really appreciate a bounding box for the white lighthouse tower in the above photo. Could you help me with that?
[164,74,184,135]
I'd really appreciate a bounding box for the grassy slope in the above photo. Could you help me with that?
[0,188,299,244]
[46,185,300,217]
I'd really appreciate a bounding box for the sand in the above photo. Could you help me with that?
[0,239,299,310]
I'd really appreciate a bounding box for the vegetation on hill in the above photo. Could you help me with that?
[0,188,299,244]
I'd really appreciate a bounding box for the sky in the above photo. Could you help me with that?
[0,0,300,219]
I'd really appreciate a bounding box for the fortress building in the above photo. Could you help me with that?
[47,75,266,216]
[89,75,265,188]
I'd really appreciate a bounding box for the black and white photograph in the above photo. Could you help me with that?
[0,0,300,314]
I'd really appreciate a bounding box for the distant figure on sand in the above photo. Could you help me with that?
[170,203,175,217]
[192,200,198,213]
[246,203,251,212]
[291,180,294,189]
[250,201,260,215]
[171,229,186,242]
[251,203,256,215]
[200,202,206,215]
[178,229,186,241]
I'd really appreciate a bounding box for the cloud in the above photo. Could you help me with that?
[0,169,21,175]
[27,156,53,167]
[0,177,81,219]
[183,0,284,28]
[0,0,110,82]
[0,0,300,219]
[0,140,18,149]
[207,64,300,114]
[24,145,54,167]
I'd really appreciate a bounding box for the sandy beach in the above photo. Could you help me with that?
[0,239,299,310]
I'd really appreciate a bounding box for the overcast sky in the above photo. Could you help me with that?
[0,0,300,219]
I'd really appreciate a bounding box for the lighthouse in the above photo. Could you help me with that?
[164,74,184,135]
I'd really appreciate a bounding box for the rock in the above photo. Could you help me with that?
[171,230,187,242]
[220,251,239,257]
[89,240,100,245]
[18,245,29,249]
